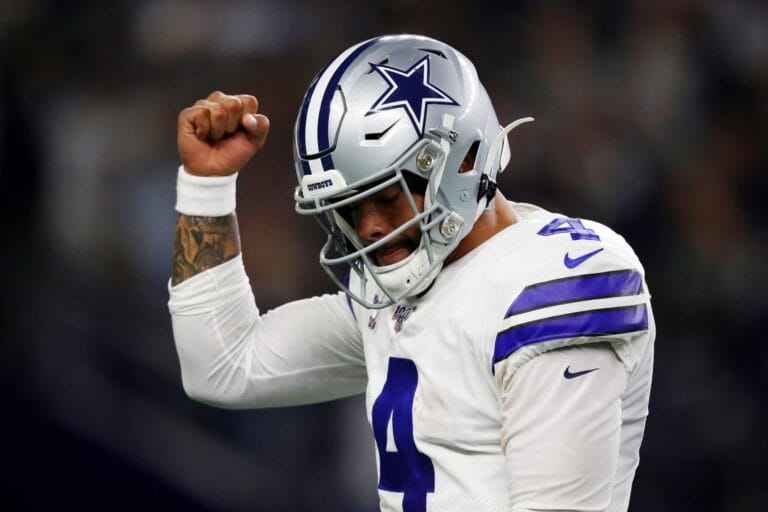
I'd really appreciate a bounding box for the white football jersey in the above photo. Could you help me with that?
[348,202,654,512]
[169,201,654,512]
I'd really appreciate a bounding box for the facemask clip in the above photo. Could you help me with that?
[477,174,497,204]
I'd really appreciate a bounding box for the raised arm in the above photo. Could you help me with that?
[172,91,268,284]
[168,92,365,408]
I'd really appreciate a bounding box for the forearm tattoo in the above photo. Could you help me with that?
[172,213,241,285]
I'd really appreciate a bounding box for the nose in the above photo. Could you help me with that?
[356,199,389,243]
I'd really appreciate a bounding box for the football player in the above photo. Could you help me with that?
[169,35,655,512]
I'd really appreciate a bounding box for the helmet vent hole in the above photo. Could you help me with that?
[418,48,447,59]
[364,120,398,141]
[366,58,389,74]
[459,141,480,173]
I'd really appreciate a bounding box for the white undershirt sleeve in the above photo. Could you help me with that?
[168,255,366,408]
[498,343,627,512]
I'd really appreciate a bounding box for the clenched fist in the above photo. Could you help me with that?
[177,91,270,177]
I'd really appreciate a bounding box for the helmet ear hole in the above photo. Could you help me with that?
[459,141,480,173]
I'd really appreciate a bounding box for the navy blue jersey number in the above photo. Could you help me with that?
[372,357,435,512]
[537,217,601,241]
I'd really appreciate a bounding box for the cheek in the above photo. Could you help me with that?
[413,195,425,213]
[401,197,424,242]
[396,195,422,225]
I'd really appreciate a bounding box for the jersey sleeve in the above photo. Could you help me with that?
[484,213,656,511]
[499,343,627,511]
[490,220,655,380]
[168,255,366,408]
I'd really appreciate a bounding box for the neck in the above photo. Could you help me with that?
[444,193,517,266]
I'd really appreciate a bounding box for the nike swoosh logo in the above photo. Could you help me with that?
[564,248,604,268]
[563,366,599,379]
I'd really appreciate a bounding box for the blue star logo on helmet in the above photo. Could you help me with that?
[367,55,459,136]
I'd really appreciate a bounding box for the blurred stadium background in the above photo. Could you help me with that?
[1,0,766,510]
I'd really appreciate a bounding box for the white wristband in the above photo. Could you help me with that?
[175,165,238,216]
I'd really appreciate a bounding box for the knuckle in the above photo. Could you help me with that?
[209,103,226,120]
[222,96,243,114]
[180,105,204,124]
[240,94,258,111]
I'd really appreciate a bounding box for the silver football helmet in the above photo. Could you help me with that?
[293,34,532,309]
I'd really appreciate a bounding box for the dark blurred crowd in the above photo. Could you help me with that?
[1,1,766,510]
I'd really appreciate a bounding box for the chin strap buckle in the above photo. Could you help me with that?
[477,174,497,205]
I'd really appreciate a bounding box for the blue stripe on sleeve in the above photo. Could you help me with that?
[493,304,648,367]
[505,269,643,318]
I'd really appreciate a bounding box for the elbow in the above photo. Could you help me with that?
[180,373,252,410]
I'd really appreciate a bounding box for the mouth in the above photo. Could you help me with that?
[375,240,416,266]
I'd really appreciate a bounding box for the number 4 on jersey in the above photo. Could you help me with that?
[537,217,601,241]
[372,357,435,512]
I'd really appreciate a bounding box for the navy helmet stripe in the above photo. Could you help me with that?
[320,153,334,171]
[315,38,381,156]
[296,38,382,174]
[297,71,322,159]
[505,269,643,318]
[493,304,648,368]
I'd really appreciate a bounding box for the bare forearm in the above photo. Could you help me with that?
[172,213,241,285]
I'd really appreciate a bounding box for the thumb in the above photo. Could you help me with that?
[242,113,270,149]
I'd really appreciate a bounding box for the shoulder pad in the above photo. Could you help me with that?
[490,215,650,373]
